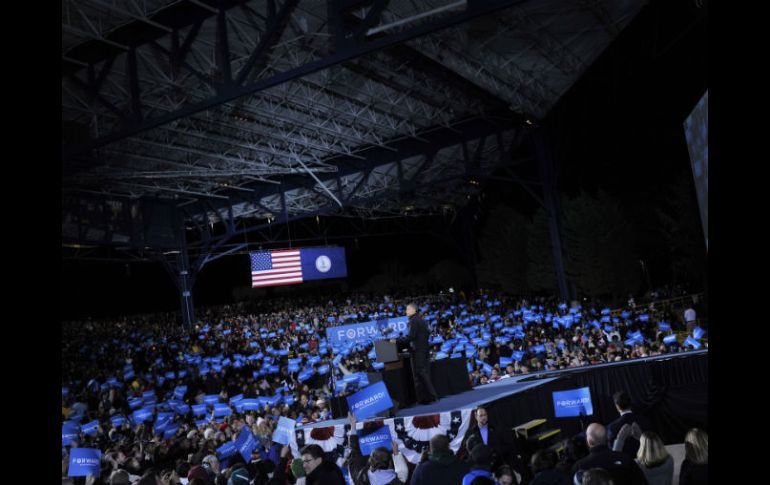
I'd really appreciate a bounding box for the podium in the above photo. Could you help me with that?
[375,340,416,409]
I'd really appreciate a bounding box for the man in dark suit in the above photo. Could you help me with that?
[398,303,438,404]
[606,391,652,457]
[572,423,648,485]
[461,406,527,483]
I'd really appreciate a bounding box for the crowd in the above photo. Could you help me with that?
[62,290,707,484]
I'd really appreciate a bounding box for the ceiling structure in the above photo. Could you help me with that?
[62,0,648,255]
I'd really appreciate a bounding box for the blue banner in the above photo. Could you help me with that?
[499,357,512,368]
[326,317,409,346]
[81,420,99,436]
[213,403,232,417]
[110,415,127,427]
[693,327,705,340]
[163,423,181,440]
[132,408,153,424]
[684,336,702,349]
[235,426,259,462]
[173,386,187,400]
[552,387,594,417]
[272,416,296,445]
[217,441,237,460]
[240,399,261,411]
[68,448,101,477]
[663,334,678,345]
[300,247,348,281]
[358,425,393,456]
[191,404,207,416]
[347,381,394,419]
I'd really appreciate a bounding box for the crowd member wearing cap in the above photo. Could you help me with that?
[345,412,407,485]
[300,444,346,485]
[462,444,497,485]
[529,450,570,485]
[411,434,471,485]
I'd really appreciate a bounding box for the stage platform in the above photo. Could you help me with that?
[299,349,708,430]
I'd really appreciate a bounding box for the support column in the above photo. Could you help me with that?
[177,245,195,330]
[533,127,571,301]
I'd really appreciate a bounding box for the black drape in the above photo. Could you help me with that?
[486,353,708,445]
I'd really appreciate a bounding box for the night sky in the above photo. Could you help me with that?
[61,1,707,320]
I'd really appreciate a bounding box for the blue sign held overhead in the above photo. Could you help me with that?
[346,381,394,419]
[68,448,101,477]
[358,425,393,456]
[235,426,259,462]
[272,416,296,445]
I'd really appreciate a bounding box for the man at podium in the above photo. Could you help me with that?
[397,303,439,404]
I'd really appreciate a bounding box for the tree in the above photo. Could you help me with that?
[655,171,707,290]
[476,205,530,293]
[561,190,642,299]
[526,206,559,293]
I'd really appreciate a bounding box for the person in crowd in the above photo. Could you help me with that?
[634,432,673,485]
[572,424,648,485]
[529,449,570,485]
[346,412,408,485]
[462,444,496,485]
[607,391,651,457]
[411,434,471,485]
[581,468,615,485]
[300,444,346,485]
[495,465,519,485]
[678,429,707,485]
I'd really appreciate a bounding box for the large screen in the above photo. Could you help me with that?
[552,387,594,418]
[683,90,708,250]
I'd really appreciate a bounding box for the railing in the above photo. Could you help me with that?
[611,293,705,317]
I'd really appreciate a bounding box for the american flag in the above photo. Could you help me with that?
[250,250,302,288]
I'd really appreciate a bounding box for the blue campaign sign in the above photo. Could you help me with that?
[693,327,705,340]
[499,357,512,368]
[358,425,393,456]
[300,246,348,281]
[217,441,237,460]
[326,316,409,346]
[132,408,153,424]
[191,404,207,416]
[272,416,296,445]
[235,426,259,462]
[173,386,187,399]
[81,420,99,436]
[346,381,394,419]
[240,399,261,411]
[213,403,232,417]
[163,423,181,440]
[663,334,678,345]
[110,415,127,427]
[552,387,594,417]
[317,364,330,375]
[203,394,220,405]
[68,448,101,477]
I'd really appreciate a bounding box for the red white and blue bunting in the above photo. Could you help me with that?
[290,408,472,465]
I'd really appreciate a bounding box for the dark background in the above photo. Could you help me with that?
[61,1,708,320]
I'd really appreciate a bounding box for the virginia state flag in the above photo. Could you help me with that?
[300,247,347,281]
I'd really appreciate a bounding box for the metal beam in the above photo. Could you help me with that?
[63,0,528,157]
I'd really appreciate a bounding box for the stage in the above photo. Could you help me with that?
[299,349,708,431]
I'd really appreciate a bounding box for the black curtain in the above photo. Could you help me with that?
[486,353,708,446]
